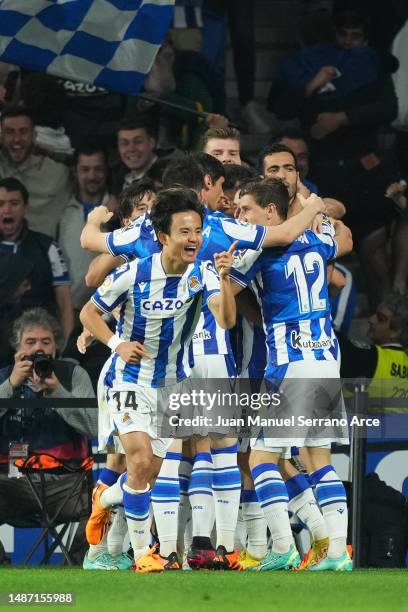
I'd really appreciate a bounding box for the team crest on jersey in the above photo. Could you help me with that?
[122,412,132,424]
[98,274,113,296]
[233,249,247,264]
[188,275,202,292]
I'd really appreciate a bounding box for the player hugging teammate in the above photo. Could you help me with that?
[78,148,353,572]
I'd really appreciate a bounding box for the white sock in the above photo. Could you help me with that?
[211,444,241,551]
[234,503,246,552]
[188,452,215,538]
[286,475,328,542]
[241,489,267,559]
[252,463,293,554]
[107,505,128,556]
[100,477,124,508]
[178,456,193,556]
[151,451,181,558]
[311,464,348,558]
[88,531,108,560]
[121,479,151,562]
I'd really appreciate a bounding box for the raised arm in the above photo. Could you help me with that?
[207,242,237,329]
[262,195,325,247]
[85,254,126,287]
[80,206,113,252]
[332,219,353,258]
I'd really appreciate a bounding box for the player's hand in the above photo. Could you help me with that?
[87,205,114,226]
[77,328,94,354]
[116,341,152,364]
[9,351,33,388]
[214,241,238,278]
[298,192,326,214]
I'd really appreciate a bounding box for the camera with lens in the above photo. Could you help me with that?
[22,350,54,379]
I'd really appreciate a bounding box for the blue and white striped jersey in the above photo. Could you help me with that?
[230,230,339,377]
[106,214,159,260]
[92,253,221,389]
[105,210,266,357]
[192,210,265,357]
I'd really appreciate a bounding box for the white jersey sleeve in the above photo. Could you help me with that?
[91,262,133,313]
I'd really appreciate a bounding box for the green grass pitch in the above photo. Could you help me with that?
[1,569,406,612]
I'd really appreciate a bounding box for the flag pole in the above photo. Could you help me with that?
[138,93,237,128]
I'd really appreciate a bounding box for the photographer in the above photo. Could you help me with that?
[0,308,97,564]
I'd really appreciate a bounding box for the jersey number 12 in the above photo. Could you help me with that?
[285,252,326,313]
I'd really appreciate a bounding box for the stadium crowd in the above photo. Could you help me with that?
[0,3,408,572]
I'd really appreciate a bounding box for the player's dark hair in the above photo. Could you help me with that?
[258,143,298,174]
[0,177,29,204]
[118,178,156,222]
[239,178,289,220]
[223,164,256,191]
[150,187,205,238]
[191,152,225,184]
[162,156,205,192]
[0,105,34,126]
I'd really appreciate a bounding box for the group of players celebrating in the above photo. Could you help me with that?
[77,142,353,573]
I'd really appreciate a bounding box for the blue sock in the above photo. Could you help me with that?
[310,464,348,557]
[188,452,214,539]
[97,468,119,487]
[120,476,151,561]
[251,463,292,553]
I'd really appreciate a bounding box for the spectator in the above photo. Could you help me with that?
[200,126,242,165]
[338,293,408,411]
[268,9,399,290]
[0,177,74,343]
[0,308,96,564]
[0,107,72,239]
[111,115,159,196]
[58,145,115,313]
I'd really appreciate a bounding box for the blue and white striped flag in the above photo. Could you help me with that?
[0,0,175,96]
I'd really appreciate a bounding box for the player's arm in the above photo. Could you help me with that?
[85,253,126,287]
[332,219,353,257]
[80,205,113,252]
[207,242,237,329]
[80,266,151,364]
[262,194,325,247]
[80,301,151,364]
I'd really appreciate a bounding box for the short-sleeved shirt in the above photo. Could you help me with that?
[105,210,266,357]
[92,252,221,389]
[230,230,339,378]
